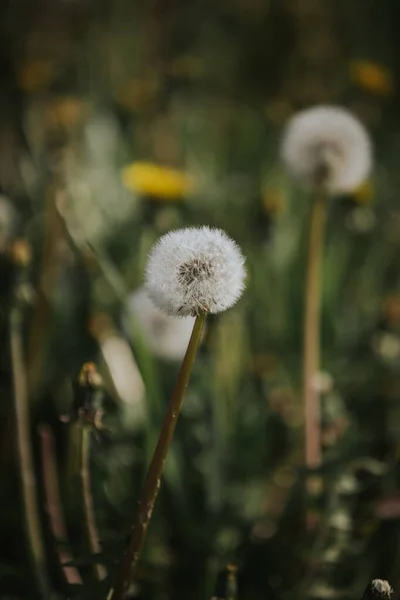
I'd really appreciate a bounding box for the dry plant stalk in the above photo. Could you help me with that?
[80,424,108,581]
[76,362,108,582]
[303,193,326,471]
[39,424,83,586]
[10,308,51,597]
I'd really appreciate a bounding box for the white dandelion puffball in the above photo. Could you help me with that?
[126,287,196,361]
[281,105,372,194]
[145,226,246,317]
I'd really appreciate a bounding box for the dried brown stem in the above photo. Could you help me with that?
[80,425,108,581]
[10,309,51,597]
[303,193,326,472]
[39,424,83,586]
[110,312,206,600]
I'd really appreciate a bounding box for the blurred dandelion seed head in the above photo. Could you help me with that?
[281,105,372,194]
[144,226,246,317]
[127,287,197,361]
[370,580,393,597]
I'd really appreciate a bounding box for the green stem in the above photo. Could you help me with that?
[81,425,108,581]
[303,193,326,472]
[10,309,51,597]
[109,312,206,600]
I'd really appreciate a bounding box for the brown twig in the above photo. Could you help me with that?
[10,308,51,597]
[80,424,108,581]
[109,312,206,600]
[39,424,83,586]
[303,193,326,472]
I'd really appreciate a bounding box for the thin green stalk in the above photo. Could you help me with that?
[303,193,326,472]
[80,424,108,581]
[10,308,51,597]
[109,312,206,600]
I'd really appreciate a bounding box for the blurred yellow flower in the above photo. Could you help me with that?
[351,179,373,205]
[10,239,31,266]
[262,188,286,216]
[121,162,193,201]
[45,97,88,128]
[350,60,394,96]
[18,60,54,93]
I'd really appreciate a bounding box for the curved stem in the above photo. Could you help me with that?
[110,312,206,600]
[81,425,107,581]
[303,193,326,472]
[10,309,51,597]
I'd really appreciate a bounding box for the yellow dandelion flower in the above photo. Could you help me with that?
[350,60,394,96]
[18,60,54,93]
[121,162,193,201]
[351,179,374,205]
[262,188,286,216]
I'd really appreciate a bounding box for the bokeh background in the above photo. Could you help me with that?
[2,1,400,599]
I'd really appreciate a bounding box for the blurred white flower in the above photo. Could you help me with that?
[126,287,196,361]
[311,371,334,394]
[328,510,352,532]
[281,106,372,194]
[145,226,246,317]
[373,332,400,361]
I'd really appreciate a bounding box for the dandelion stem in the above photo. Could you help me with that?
[39,424,83,586]
[110,311,206,600]
[80,424,107,581]
[303,193,326,472]
[10,308,51,598]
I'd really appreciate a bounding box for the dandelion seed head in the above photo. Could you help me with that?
[144,226,246,317]
[281,106,372,194]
